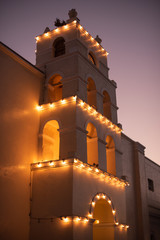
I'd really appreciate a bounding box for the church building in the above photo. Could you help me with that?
[0,9,160,240]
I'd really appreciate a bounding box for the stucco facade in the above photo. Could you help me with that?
[0,9,160,240]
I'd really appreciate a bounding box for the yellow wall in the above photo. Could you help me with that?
[0,44,43,240]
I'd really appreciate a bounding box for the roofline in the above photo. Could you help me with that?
[0,41,44,76]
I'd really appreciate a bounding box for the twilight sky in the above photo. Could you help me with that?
[1,0,160,165]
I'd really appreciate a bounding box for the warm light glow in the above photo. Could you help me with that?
[95,220,99,224]
[36,105,43,111]
[85,31,89,35]
[44,32,49,37]
[36,36,39,41]
[96,194,100,199]
[91,37,94,41]
[61,99,66,104]
[37,162,42,168]
[80,101,84,106]
[73,96,77,101]
[64,25,68,29]
[102,194,106,199]
[83,218,89,223]
[92,201,95,207]
[74,159,78,163]
[62,160,66,165]
[95,168,99,173]
[88,213,92,218]
[73,20,77,24]
[79,25,83,30]
[108,199,111,205]
[55,28,59,33]
[63,217,69,222]
[49,103,54,108]
[125,225,129,229]
[112,210,116,215]
[49,161,54,166]
[115,222,119,226]
[74,217,81,222]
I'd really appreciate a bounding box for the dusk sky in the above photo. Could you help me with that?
[1,0,160,165]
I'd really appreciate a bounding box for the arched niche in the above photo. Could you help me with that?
[42,120,59,161]
[106,135,116,175]
[53,37,65,57]
[48,74,62,102]
[87,78,97,109]
[93,198,115,240]
[103,91,112,120]
[86,122,98,166]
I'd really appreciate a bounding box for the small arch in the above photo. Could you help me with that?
[53,37,65,57]
[42,120,60,161]
[103,91,112,120]
[48,74,63,102]
[92,196,115,240]
[88,52,96,65]
[86,122,98,166]
[87,78,97,109]
[106,136,116,175]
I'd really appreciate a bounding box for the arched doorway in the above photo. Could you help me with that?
[103,91,112,120]
[48,74,62,102]
[87,78,97,109]
[93,198,115,240]
[106,136,116,175]
[42,120,59,161]
[86,122,98,166]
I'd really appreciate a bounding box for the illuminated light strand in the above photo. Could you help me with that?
[78,99,122,134]
[35,96,122,135]
[31,159,129,187]
[61,216,91,223]
[77,23,109,56]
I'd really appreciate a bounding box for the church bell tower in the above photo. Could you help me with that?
[30,9,129,240]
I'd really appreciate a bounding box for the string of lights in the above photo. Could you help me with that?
[36,96,122,135]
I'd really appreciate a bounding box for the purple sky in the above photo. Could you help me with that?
[1,0,160,165]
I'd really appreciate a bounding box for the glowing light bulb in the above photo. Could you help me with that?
[83,218,89,223]
[95,220,99,224]
[55,28,59,33]
[73,20,77,24]
[79,25,83,30]
[88,213,92,218]
[96,195,100,199]
[108,199,111,205]
[36,36,39,41]
[92,201,95,207]
[73,96,77,101]
[121,224,124,228]
[63,217,69,222]
[36,105,43,111]
[75,217,81,222]
[49,161,54,166]
[37,162,42,168]
[112,210,116,215]
[74,159,78,163]
[61,99,66,104]
[85,31,89,35]
[49,103,54,108]
[64,25,68,29]
[80,101,84,106]
[125,225,129,229]
[62,160,66,165]
[44,32,49,37]
[95,168,99,173]
[102,195,106,199]
[115,222,119,226]
[91,37,94,41]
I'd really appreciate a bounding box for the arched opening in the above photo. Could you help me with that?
[106,136,116,175]
[87,78,97,109]
[53,37,65,57]
[93,199,115,240]
[86,122,98,166]
[103,91,112,120]
[88,52,96,65]
[42,120,59,161]
[48,75,62,102]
